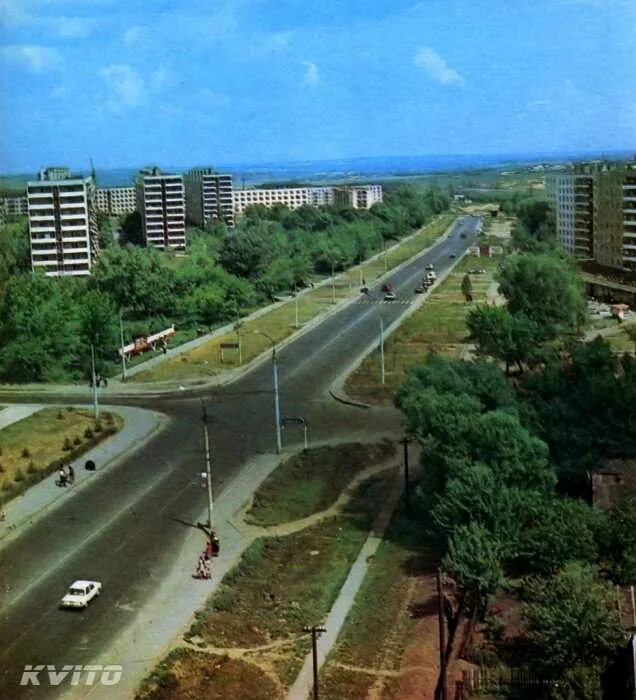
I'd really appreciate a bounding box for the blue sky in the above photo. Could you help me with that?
[1,0,635,172]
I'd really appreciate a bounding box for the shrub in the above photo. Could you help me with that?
[21,447,31,458]
[94,421,103,433]
[14,468,25,482]
[26,461,37,474]
[57,410,64,420]
[84,427,94,439]
[0,462,4,473]
[1,480,11,492]
[105,412,115,425]
[63,437,73,451]
[73,435,81,446]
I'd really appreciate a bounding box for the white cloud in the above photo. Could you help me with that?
[260,30,295,54]
[150,65,174,92]
[302,60,319,86]
[414,47,464,86]
[123,25,144,46]
[1,44,62,72]
[100,64,145,111]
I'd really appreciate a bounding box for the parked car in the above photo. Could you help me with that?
[460,233,467,239]
[426,271,437,282]
[60,580,102,609]
[384,291,397,301]
[414,285,427,294]
[449,253,457,258]
[425,263,435,271]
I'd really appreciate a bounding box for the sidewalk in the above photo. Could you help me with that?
[0,405,166,549]
[0,404,42,430]
[286,456,411,700]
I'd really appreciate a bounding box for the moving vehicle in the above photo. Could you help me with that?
[449,253,457,258]
[414,285,427,294]
[425,263,434,271]
[60,580,102,609]
[381,282,394,293]
[426,270,437,282]
[384,291,397,301]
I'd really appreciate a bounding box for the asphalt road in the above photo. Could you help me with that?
[0,216,481,698]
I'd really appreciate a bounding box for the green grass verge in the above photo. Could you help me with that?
[131,214,456,383]
[246,441,395,526]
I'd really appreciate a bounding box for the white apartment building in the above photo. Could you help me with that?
[233,187,312,215]
[545,173,577,255]
[184,169,234,228]
[310,187,335,207]
[0,195,28,218]
[136,168,186,250]
[27,172,99,277]
[232,183,382,217]
[334,184,383,210]
[96,186,137,216]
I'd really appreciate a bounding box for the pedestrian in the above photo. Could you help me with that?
[202,555,212,579]
[103,377,108,388]
[68,464,75,485]
[58,467,67,487]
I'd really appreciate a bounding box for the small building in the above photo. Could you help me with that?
[590,459,636,509]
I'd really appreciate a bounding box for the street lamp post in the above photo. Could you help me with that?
[331,262,336,304]
[201,402,214,537]
[90,343,100,420]
[294,283,299,329]
[379,315,385,385]
[119,310,127,382]
[254,330,282,453]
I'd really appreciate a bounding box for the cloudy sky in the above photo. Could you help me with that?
[1,0,635,172]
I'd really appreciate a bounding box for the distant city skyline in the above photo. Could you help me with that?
[1,0,635,172]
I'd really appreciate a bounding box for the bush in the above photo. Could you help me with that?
[484,611,506,642]
[0,462,4,473]
[105,412,115,425]
[73,435,81,446]
[94,421,103,433]
[26,460,37,474]
[84,427,94,439]
[1,480,11,492]
[21,447,30,458]
[63,437,73,451]
[14,468,25,482]
[57,410,64,420]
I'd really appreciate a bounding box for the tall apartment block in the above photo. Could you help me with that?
[333,184,383,209]
[27,168,99,277]
[96,186,137,216]
[232,187,312,215]
[136,167,186,250]
[546,163,636,271]
[184,168,234,228]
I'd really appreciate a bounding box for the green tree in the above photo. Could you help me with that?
[461,273,473,302]
[523,563,623,680]
[119,211,144,246]
[79,290,118,373]
[496,253,586,341]
[443,523,504,612]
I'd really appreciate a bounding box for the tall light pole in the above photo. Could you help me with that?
[303,624,327,700]
[201,402,214,537]
[119,310,127,382]
[294,283,299,329]
[331,261,336,304]
[379,315,385,385]
[254,330,282,453]
[90,343,100,419]
[358,254,364,286]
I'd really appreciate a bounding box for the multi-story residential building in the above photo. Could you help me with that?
[96,186,137,216]
[334,184,383,210]
[184,168,234,228]
[39,166,71,182]
[232,183,382,217]
[0,195,28,219]
[310,187,335,207]
[136,167,186,250]
[546,163,636,270]
[232,187,312,215]
[27,169,99,277]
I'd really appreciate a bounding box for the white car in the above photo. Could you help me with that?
[384,291,397,301]
[61,580,102,609]
[426,271,437,282]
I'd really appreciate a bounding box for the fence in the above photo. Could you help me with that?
[454,667,553,699]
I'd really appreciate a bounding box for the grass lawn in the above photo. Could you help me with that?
[0,407,122,502]
[321,504,443,700]
[246,441,395,526]
[131,214,456,384]
[345,254,502,404]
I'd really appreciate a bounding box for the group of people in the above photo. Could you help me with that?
[57,464,75,487]
[192,535,220,580]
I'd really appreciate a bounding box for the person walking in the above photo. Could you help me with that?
[58,467,67,487]
[68,464,75,485]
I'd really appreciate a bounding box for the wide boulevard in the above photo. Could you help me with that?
[0,216,481,698]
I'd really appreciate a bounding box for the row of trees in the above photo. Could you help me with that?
[0,185,450,382]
